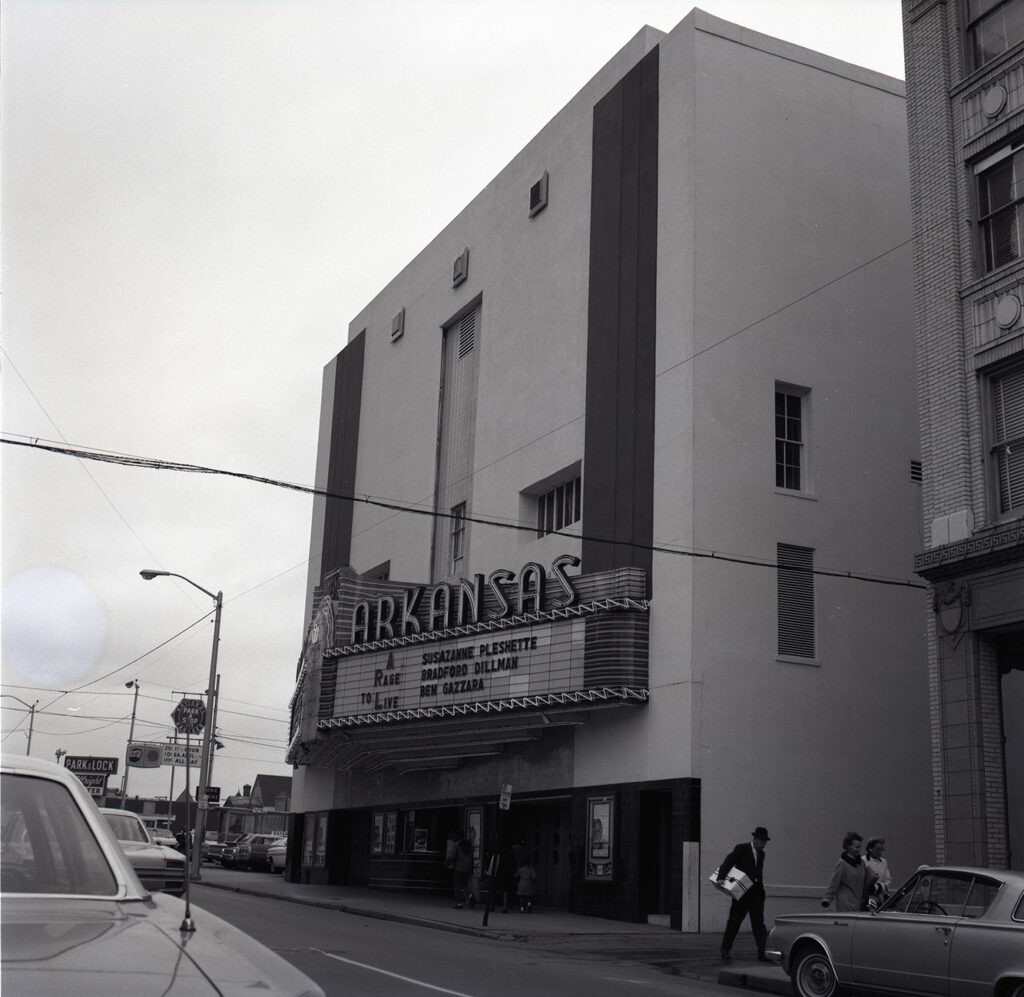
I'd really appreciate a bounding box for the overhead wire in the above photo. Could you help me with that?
[2,435,927,591]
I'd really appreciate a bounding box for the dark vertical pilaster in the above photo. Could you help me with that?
[582,48,658,594]
[322,331,365,575]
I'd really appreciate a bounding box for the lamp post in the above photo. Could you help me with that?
[1,695,39,755]
[140,569,222,881]
[119,680,140,806]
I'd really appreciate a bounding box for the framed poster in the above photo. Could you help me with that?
[384,811,397,854]
[302,816,316,866]
[466,807,483,874]
[586,795,614,881]
[414,828,428,852]
[371,813,384,854]
[315,813,328,866]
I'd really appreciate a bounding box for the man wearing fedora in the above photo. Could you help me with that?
[715,826,771,963]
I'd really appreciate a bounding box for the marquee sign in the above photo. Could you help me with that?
[287,558,650,764]
[333,618,585,716]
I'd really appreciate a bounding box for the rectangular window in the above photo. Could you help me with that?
[965,0,1024,72]
[990,361,1024,515]
[775,390,804,490]
[977,143,1024,272]
[537,476,582,537]
[451,502,467,574]
[778,543,815,659]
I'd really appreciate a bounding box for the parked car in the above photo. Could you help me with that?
[233,834,286,871]
[140,815,178,850]
[218,832,255,868]
[202,833,242,864]
[99,807,186,897]
[768,864,1024,997]
[1,755,324,996]
[267,837,288,872]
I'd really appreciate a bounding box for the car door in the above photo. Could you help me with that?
[849,871,970,993]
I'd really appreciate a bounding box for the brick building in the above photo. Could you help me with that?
[903,0,1024,869]
[287,10,935,930]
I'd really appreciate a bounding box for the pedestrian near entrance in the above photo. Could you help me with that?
[452,834,475,909]
[822,831,877,911]
[516,860,536,912]
[716,826,770,964]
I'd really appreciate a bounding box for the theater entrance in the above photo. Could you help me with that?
[504,799,572,909]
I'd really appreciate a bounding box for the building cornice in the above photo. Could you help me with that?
[915,520,1024,580]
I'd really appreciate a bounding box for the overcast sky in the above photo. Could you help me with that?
[1,0,905,802]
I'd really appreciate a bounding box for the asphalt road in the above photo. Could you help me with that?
[189,885,731,997]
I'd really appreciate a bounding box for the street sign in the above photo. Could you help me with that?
[162,741,201,768]
[172,698,206,735]
[499,783,512,811]
[204,786,220,803]
[63,755,119,775]
[127,742,164,768]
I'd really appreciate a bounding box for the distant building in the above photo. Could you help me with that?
[223,775,292,812]
[902,0,1024,869]
[289,10,934,929]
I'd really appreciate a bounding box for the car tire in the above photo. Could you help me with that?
[792,947,842,997]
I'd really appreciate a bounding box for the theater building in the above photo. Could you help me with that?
[287,10,935,931]
[903,0,1024,870]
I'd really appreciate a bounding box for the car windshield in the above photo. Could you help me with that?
[102,812,150,843]
[1,773,117,896]
[882,870,1002,918]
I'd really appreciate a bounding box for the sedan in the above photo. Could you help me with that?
[1,755,324,996]
[267,838,287,872]
[100,807,186,897]
[768,865,1024,997]
[234,834,286,871]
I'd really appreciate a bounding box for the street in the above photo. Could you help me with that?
[190,885,732,997]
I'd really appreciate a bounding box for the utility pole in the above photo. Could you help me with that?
[120,680,139,806]
[1,695,39,756]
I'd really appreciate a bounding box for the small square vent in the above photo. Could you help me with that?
[391,307,405,342]
[529,170,549,217]
[452,247,469,288]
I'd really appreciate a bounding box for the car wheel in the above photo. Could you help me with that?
[1006,983,1024,997]
[792,948,841,997]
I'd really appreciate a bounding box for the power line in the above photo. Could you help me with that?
[2,435,927,591]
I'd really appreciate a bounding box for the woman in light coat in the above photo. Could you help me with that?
[822,831,877,912]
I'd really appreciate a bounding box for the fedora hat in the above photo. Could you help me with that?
[752,826,771,841]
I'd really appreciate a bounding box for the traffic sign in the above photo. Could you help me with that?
[172,698,206,735]
[204,786,220,803]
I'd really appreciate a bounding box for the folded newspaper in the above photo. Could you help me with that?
[709,866,752,899]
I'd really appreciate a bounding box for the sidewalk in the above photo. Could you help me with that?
[195,866,790,993]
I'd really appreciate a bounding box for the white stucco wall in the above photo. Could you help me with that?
[300,10,934,932]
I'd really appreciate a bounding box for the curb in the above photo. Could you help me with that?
[199,880,523,942]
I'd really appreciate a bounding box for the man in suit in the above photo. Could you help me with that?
[716,826,770,963]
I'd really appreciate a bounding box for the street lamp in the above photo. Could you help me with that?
[140,569,222,881]
[1,695,39,755]
[119,680,140,806]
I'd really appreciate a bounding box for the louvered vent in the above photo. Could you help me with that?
[778,543,815,659]
[458,310,476,359]
[910,460,923,483]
